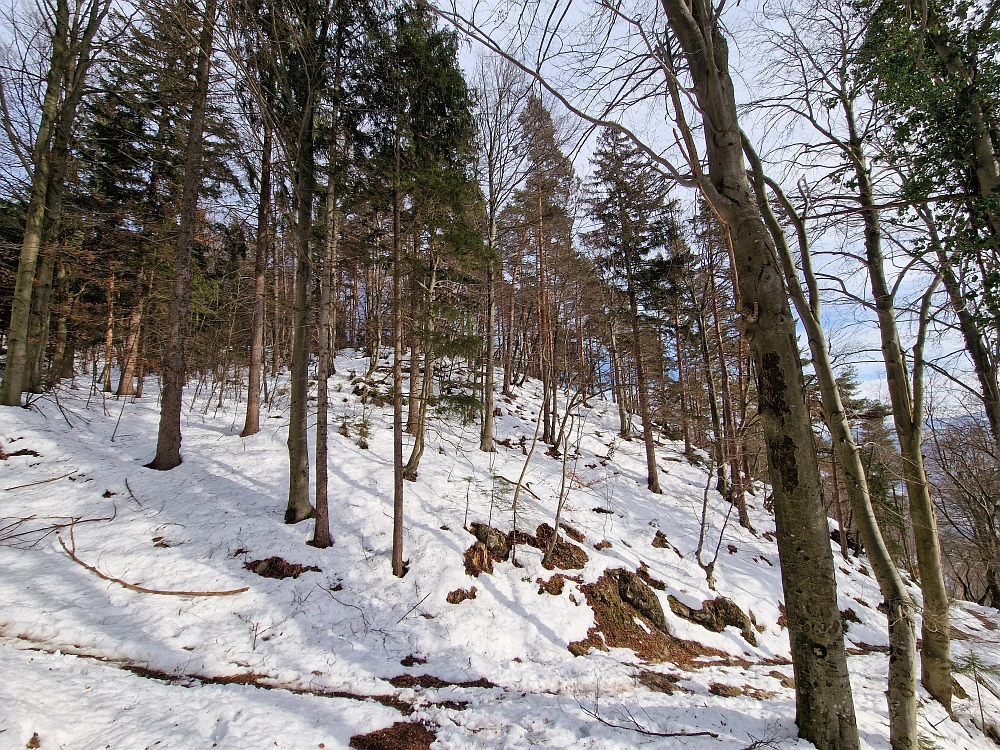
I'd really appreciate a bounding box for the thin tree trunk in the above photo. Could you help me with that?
[852,140,951,712]
[623,248,660,493]
[149,0,216,471]
[102,273,114,392]
[391,117,405,578]
[116,272,145,396]
[674,303,692,457]
[480,259,496,451]
[403,258,438,481]
[241,124,270,438]
[311,159,338,549]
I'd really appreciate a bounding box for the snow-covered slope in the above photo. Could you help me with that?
[0,350,997,749]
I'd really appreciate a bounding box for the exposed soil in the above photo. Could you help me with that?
[709,682,742,697]
[463,543,492,577]
[244,557,321,580]
[446,586,477,604]
[9,448,41,458]
[636,562,666,591]
[667,595,758,647]
[349,722,436,750]
[569,569,727,666]
[387,674,496,690]
[400,655,426,667]
[536,574,581,596]
[535,524,589,570]
[559,523,585,543]
[636,670,684,695]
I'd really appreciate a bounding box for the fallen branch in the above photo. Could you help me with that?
[5,470,77,492]
[579,701,718,739]
[59,526,249,597]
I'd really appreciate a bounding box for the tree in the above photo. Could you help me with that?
[659,2,861,746]
[147,0,219,470]
[473,55,528,452]
[584,128,674,494]
[0,0,111,405]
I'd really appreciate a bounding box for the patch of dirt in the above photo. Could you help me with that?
[569,569,727,666]
[446,586,477,604]
[560,523,585,543]
[652,530,670,548]
[244,557,320,580]
[970,610,1000,631]
[591,506,614,514]
[636,562,666,591]
[535,523,589,570]
[744,686,777,700]
[846,643,890,656]
[777,602,787,629]
[9,448,40,457]
[463,543,492,576]
[768,670,795,689]
[536,573,581,595]
[593,540,612,550]
[636,670,684,695]
[387,674,496,690]
[840,608,861,630]
[400,655,426,667]
[709,682,742,697]
[349,722,436,750]
[668,595,758,646]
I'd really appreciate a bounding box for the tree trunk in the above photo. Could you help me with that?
[284,138,315,524]
[403,259,438,481]
[0,14,66,404]
[660,3,860,746]
[480,259,497,451]
[149,0,216,471]
[311,160,338,549]
[849,138,952,712]
[623,249,660,492]
[674,303,692,456]
[391,119,406,578]
[102,273,114,392]
[116,272,146,396]
[748,145,920,748]
[242,124,271,438]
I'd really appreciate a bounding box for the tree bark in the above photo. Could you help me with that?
[284,135,316,523]
[311,160,338,549]
[242,124,271,438]
[391,118,406,577]
[660,2,860,746]
[149,0,216,470]
[623,246,660,492]
[748,146,919,749]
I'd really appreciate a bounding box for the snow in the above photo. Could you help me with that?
[0,350,997,749]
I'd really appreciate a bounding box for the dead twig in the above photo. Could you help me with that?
[1,506,117,549]
[396,591,431,624]
[124,478,144,508]
[5,470,77,492]
[59,525,249,597]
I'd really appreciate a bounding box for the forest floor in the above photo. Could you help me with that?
[1,349,998,749]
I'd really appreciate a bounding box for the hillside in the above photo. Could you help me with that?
[1,350,998,749]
